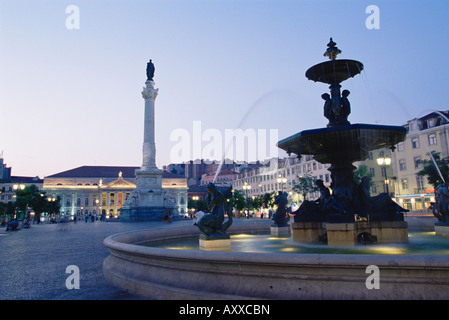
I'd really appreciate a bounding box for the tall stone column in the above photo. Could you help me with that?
[141,80,159,171]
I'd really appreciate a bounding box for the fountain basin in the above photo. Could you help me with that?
[103,221,449,300]
[277,123,406,164]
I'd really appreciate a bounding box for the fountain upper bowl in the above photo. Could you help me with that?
[277,123,406,164]
[306,59,364,84]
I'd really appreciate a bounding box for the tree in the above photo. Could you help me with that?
[252,195,263,212]
[293,174,319,201]
[46,196,62,217]
[0,201,15,218]
[417,152,449,189]
[262,192,275,209]
[188,198,207,212]
[15,184,55,223]
[354,164,373,185]
[229,190,246,211]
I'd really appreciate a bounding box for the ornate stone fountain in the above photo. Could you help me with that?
[277,38,409,245]
[103,45,449,299]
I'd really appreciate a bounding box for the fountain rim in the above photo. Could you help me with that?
[277,123,406,148]
[103,223,449,267]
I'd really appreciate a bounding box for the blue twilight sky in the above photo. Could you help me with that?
[0,0,448,178]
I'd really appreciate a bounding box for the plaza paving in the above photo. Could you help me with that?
[0,215,435,300]
[0,217,275,300]
[0,218,195,300]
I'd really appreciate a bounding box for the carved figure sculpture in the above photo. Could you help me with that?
[197,183,233,236]
[433,183,449,224]
[358,176,408,221]
[272,191,290,227]
[322,93,334,124]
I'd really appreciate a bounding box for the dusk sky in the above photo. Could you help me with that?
[1,0,448,178]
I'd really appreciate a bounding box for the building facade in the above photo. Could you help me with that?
[392,111,449,211]
[43,166,188,219]
[0,157,43,205]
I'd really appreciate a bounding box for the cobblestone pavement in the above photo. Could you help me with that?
[0,219,204,300]
[0,216,434,300]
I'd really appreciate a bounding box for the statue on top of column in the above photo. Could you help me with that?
[146,59,155,81]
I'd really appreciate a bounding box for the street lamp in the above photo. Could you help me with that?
[377,156,391,194]
[13,183,25,191]
[242,183,251,218]
[191,195,199,213]
[277,175,287,191]
[13,183,25,219]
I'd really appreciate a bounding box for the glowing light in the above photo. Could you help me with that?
[267,237,289,241]
[232,234,254,238]
[371,246,406,255]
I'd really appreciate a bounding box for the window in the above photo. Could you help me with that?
[85,197,89,206]
[428,134,437,146]
[369,167,375,177]
[397,142,404,152]
[416,176,425,189]
[414,156,422,169]
[401,179,408,190]
[399,159,407,171]
[411,138,420,149]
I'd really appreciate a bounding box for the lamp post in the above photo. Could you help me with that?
[13,183,25,219]
[192,195,199,214]
[277,175,287,191]
[377,156,391,195]
[242,183,251,218]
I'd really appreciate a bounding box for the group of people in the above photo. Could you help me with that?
[2,216,31,231]
[162,209,173,223]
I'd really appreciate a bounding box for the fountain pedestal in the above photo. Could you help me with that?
[326,223,359,246]
[199,234,231,252]
[270,225,291,237]
[291,222,326,242]
[435,224,449,237]
[371,221,408,243]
